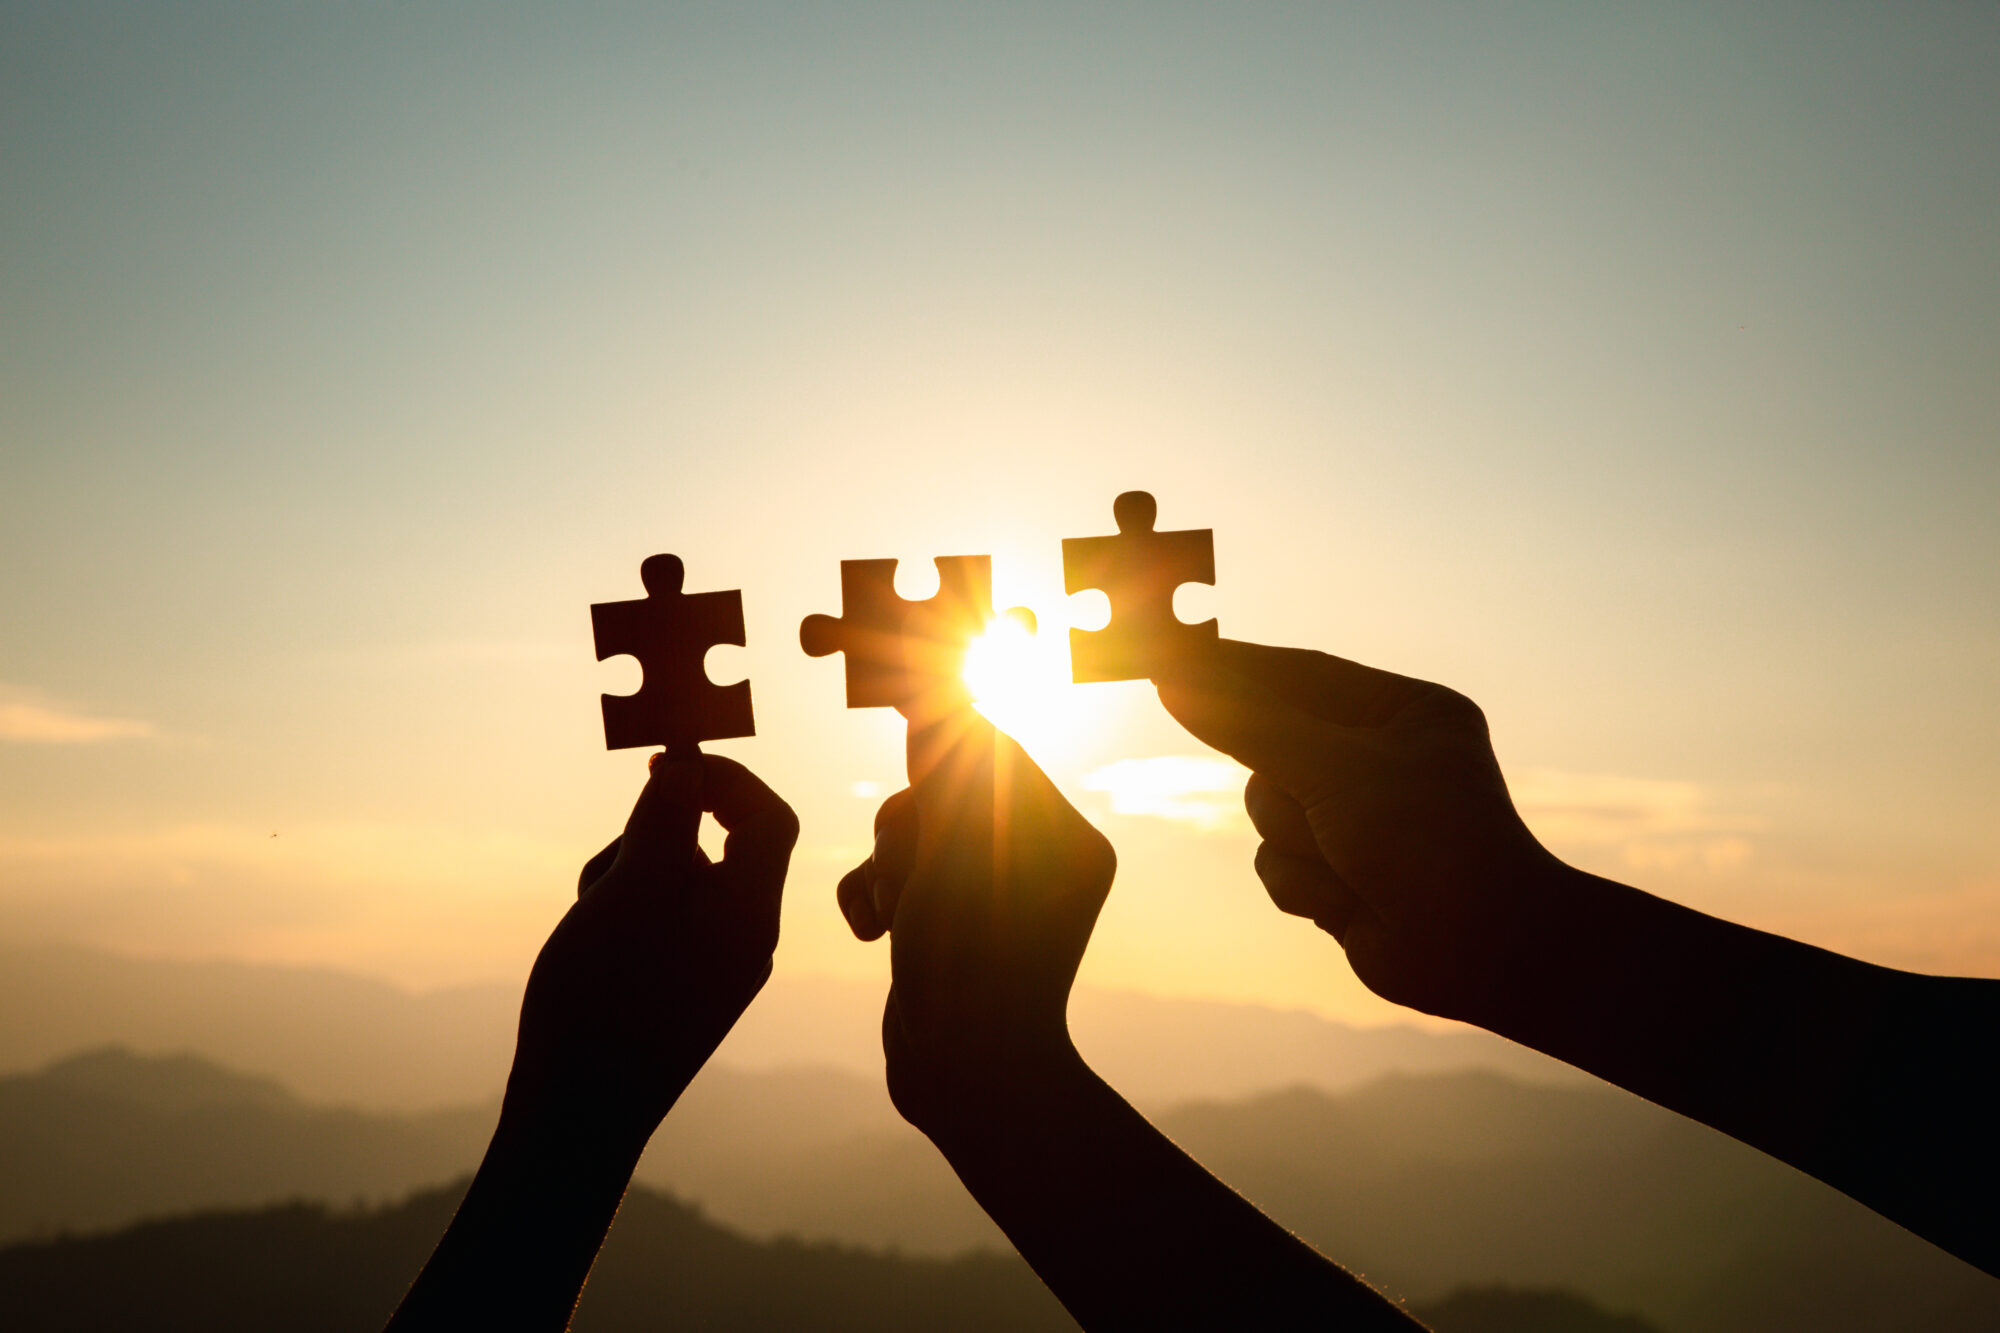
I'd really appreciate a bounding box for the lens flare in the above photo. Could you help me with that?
[961,614,1090,757]
[962,615,1037,702]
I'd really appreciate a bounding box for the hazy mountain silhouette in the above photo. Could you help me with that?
[0,944,1570,1110]
[0,1046,968,1251]
[0,946,517,1111]
[0,1048,492,1242]
[1154,1073,2000,1332]
[5,1049,1995,1330]
[650,1073,2000,1328]
[0,1179,1661,1333]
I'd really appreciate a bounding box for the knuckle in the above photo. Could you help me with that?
[1431,686,1489,733]
[874,788,915,832]
[1080,825,1117,880]
[1243,771,1300,823]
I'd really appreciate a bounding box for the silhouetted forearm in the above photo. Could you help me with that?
[1472,863,2000,1273]
[913,1043,1424,1332]
[384,1096,644,1331]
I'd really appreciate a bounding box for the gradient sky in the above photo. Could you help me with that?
[3,1,1996,1023]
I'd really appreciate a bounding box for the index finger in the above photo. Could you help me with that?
[871,787,917,888]
[613,756,704,876]
[1155,659,1353,807]
[701,754,801,897]
[1189,638,1433,729]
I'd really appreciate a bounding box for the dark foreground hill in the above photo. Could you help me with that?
[0,1182,1070,1333]
[0,1182,1658,1333]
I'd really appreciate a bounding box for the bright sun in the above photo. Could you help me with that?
[961,614,1089,757]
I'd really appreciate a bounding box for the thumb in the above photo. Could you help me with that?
[904,700,999,808]
[1156,658,1360,809]
[613,755,704,876]
[905,702,1074,826]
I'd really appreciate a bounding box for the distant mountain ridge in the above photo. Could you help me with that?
[0,1047,494,1244]
[0,943,1572,1110]
[29,1047,295,1114]
[1154,1072,2000,1332]
[0,945,517,1111]
[4,1047,1995,1332]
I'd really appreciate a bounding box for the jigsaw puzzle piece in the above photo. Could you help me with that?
[800,555,1026,710]
[1062,490,1216,683]
[591,553,753,754]
[799,559,906,710]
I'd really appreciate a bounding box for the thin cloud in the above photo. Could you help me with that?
[329,640,576,672]
[1082,755,1250,831]
[0,819,580,990]
[1079,758,1761,870]
[1767,882,2000,978]
[1511,768,1760,874]
[0,820,572,883]
[0,686,156,744]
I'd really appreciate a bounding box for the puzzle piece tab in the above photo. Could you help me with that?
[800,555,1029,710]
[592,554,753,753]
[1062,491,1216,682]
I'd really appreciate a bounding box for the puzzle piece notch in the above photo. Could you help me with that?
[1062,490,1217,683]
[800,555,1030,710]
[592,553,753,754]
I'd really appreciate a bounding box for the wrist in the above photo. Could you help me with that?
[1408,850,1592,1031]
[1453,859,1711,1052]
[496,1069,667,1171]
[891,1031,1092,1142]
[389,1078,646,1330]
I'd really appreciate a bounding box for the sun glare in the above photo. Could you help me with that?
[962,614,1090,757]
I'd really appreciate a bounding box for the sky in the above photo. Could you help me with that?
[3,1,1996,1025]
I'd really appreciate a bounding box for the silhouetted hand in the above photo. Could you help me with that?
[1159,637,2000,1278]
[387,753,797,1332]
[835,703,1419,1330]
[509,753,799,1147]
[1156,639,1561,1025]
[836,707,1115,1129]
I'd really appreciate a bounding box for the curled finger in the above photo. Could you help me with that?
[871,788,917,886]
[837,861,887,941]
[1244,772,1318,857]
[615,756,705,877]
[577,837,622,899]
[1253,841,1359,941]
[703,755,801,911]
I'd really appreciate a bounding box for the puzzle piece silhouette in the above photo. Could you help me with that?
[1063,491,1216,682]
[592,554,753,754]
[800,555,1031,710]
